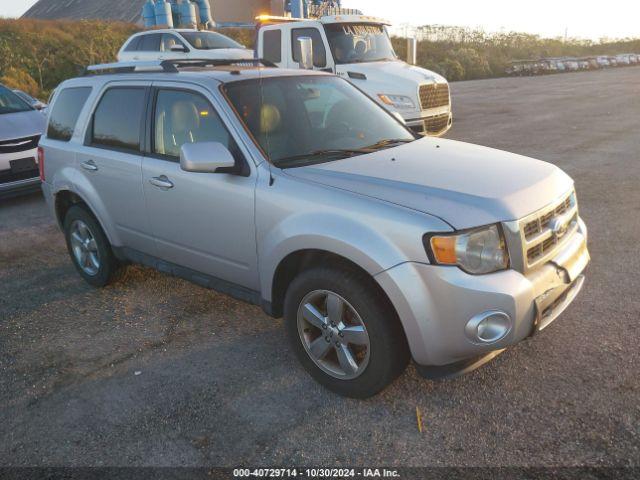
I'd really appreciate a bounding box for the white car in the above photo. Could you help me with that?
[117,29,254,63]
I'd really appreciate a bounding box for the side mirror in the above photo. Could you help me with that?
[180,142,235,174]
[298,37,314,70]
[170,44,188,53]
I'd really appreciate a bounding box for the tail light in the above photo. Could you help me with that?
[37,147,45,181]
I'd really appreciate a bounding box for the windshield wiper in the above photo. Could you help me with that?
[363,138,414,151]
[275,148,370,167]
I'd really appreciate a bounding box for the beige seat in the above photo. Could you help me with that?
[258,103,289,159]
[156,100,200,157]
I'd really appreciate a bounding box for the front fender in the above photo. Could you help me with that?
[259,213,406,301]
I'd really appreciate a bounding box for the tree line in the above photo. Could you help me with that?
[390,26,640,81]
[0,19,138,99]
[1,19,638,99]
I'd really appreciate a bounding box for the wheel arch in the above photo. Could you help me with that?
[267,249,402,329]
[54,188,119,247]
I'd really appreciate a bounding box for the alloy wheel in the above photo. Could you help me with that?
[69,219,100,276]
[297,290,371,380]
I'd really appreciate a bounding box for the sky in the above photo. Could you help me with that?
[2,0,639,40]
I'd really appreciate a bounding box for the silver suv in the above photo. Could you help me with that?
[40,60,589,398]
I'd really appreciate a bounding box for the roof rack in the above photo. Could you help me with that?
[84,58,276,76]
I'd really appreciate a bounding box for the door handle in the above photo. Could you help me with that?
[81,160,98,171]
[149,175,174,189]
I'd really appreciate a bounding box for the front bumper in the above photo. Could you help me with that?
[374,224,589,368]
[0,147,40,198]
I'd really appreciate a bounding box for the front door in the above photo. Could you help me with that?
[141,83,258,289]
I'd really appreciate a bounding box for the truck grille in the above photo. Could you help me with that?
[419,84,450,110]
[518,191,579,268]
[0,135,40,154]
[423,113,450,135]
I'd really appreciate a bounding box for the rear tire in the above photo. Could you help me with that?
[63,204,120,287]
[284,266,409,398]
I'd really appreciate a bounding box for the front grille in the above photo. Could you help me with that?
[419,83,450,110]
[523,195,572,240]
[519,191,579,267]
[423,113,450,135]
[0,135,40,154]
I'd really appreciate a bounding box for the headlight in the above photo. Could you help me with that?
[424,224,510,274]
[377,94,416,110]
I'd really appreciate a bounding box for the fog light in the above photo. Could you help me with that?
[465,311,512,344]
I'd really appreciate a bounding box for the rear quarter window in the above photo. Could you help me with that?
[124,36,142,52]
[47,87,92,142]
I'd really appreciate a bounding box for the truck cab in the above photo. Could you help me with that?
[256,15,452,136]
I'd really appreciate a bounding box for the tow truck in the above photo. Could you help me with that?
[255,14,452,136]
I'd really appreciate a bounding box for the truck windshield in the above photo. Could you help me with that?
[324,23,397,64]
[180,31,244,50]
[223,76,414,168]
[0,85,33,115]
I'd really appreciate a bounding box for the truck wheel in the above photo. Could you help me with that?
[284,266,409,398]
[63,204,120,288]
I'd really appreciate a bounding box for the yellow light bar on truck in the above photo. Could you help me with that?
[255,15,303,23]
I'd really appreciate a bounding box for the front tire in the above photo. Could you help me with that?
[63,204,120,287]
[284,266,409,398]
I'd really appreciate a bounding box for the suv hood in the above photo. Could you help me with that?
[0,110,46,142]
[284,137,573,230]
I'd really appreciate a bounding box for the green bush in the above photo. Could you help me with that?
[0,19,139,99]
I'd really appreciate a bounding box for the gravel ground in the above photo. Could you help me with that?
[0,66,639,468]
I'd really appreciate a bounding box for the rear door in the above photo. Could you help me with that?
[141,82,258,289]
[119,35,143,62]
[137,33,163,61]
[75,82,154,255]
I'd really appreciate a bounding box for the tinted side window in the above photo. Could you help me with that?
[140,33,161,51]
[47,87,92,141]
[160,34,186,52]
[153,89,241,163]
[263,30,282,63]
[124,36,141,52]
[91,88,146,152]
[292,28,327,68]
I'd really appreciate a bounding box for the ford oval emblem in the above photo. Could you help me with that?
[549,217,568,239]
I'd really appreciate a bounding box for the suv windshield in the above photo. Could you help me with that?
[0,85,34,115]
[223,76,414,168]
[324,23,397,64]
[180,31,244,50]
